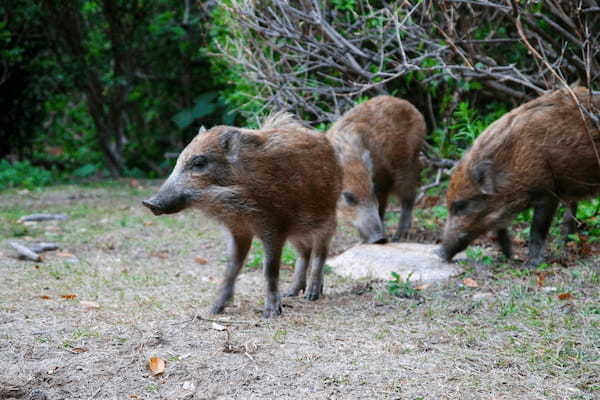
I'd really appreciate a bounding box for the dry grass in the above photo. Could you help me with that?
[0,182,599,399]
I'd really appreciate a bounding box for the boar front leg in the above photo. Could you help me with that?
[261,234,285,318]
[526,195,559,268]
[496,228,512,259]
[211,230,253,314]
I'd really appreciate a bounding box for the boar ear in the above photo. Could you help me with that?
[471,159,496,195]
[219,129,263,160]
[361,150,373,175]
[198,125,207,134]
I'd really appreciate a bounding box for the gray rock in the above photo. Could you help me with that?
[328,243,463,283]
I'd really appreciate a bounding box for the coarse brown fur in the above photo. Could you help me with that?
[440,87,600,266]
[143,112,342,317]
[327,96,426,242]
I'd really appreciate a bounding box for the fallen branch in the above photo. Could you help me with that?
[18,213,68,223]
[9,242,42,262]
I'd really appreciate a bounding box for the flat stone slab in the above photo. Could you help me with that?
[328,243,462,283]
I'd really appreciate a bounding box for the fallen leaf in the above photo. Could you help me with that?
[128,395,139,399]
[129,179,143,189]
[211,322,227,331]
[69,347,88,353]
[420,195,439,208]
[194,256,208,265]
[580,242,592,257]
[463,278,479,288]
[57,251,75,258]
[61,294,77,300]
[536,273,545,287]
[143,221,155,226]
[80,300,100,310]
[415,283,431,291]
[558,292,573,300]
[151,251,169,259]
[40,295,51,300]
[148,357,166,376]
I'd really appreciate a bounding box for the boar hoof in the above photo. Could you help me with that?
[262,305,282,318]
[524,258,544,270]
[433,246,450,262]
[210,303,226,315]
[305,292,320,301]
[283,287,304,297]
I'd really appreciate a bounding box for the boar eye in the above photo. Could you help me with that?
[189,155,208,170]
[452,200,468,214]
[343,191,358,206]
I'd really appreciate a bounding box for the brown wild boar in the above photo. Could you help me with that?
[438,87,600,267]
[327,96,426,243]
[142,113,342,317]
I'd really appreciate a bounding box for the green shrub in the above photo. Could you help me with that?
[0,159,54,190]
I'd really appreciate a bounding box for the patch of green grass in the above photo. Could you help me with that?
[387,272,419,299]
[272,329,287,344]
[247,241,297,269]
[146,383,159,392]
[464,246,495,266]
[72,328,100,340]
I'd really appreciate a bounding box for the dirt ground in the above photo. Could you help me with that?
[1,182,599,400]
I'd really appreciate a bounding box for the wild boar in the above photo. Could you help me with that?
[142,113,342,317]
[327,96,426,243]
[438,87,600,267]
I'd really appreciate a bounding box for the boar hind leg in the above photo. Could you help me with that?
[260,235,285,318]
[496,228,512,259]
[526,195,559,268]
[392,195,416,242]
[562,201,578,239]
[211,230,253,314]
[305,231,333,301]
[284,241,311,297]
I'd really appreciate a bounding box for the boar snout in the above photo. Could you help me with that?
[356,208,387,244]
[142,191,188,216]
[439,229,473,262]
[142,198,164,215]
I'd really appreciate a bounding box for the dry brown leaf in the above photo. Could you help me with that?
[40,295,51,300]
[151,251,169,259]
[558,292,573,300]
[148,357,166,376]
[69,347,88,353]
[129,179,143,189]
[80,300,100,310]
[415,283,431,291]
[211,322,227,331]
[57,251,75,258]
[194,256,208,265]
[420,195,439,208]
[580,242,593,256]
[128,395,139,399]
[463,278,479,288]
[536,273,545,287]
[143,221,155,226]
[61,294,77,300]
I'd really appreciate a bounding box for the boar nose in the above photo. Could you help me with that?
[433,246,450,262]
[368,235,388,245]
[142,199,164,216]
